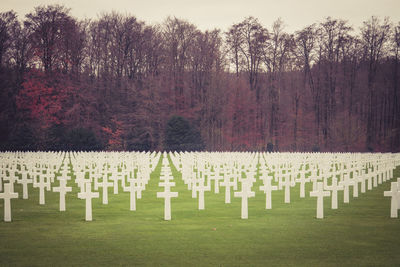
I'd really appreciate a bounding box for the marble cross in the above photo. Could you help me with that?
[98,175,113,205]
[78,182,99,221]
[220,174,236,204]
[157,187,178,220]
[383,182,399,218]
[259,176,278,209]
[310,182,330,219]
[234,180,255,219]
[34,173,50,205]
[53,179,72,211]
[195,179,207,210]
[0,183,18,222]
[110,168,120,194]
[295,171,310,198]
[124,178,139,211]
[17,170,33,199]
[358,169,366,193]
[324,177,343,209]
[339,174,355,204]
[281,173,294,204]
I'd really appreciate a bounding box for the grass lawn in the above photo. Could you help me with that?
[0,154,399,266]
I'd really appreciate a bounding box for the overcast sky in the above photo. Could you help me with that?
[2,0,400,33]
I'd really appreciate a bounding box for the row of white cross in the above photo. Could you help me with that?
[0,151,400,222]
[169,151,400,219]
[156,156,178,220]
[0,151,160,221]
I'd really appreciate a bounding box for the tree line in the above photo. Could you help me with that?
[0,4,399,152]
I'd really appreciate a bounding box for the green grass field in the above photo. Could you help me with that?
[0,155,399,266]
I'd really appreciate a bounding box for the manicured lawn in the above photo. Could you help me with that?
[0,154,399,266]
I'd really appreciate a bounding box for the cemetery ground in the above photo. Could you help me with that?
[0,155,400,266]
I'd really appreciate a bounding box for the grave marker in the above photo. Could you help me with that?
[234,181,255,219]
[124,178,139,211]
[259,176,278,209]
[17,170,33,199]
[220,174,236,204]
[310,182,330,219]
[34,173,50,205]
[53,179,72,211]
[78,182,99,221]
[384,182,399,218]
[339,174,355,204]
[98,175,113,205]
[195,179,207,210]
[0,183,18,222]
[157,187,178,220]
[324,177,343,209]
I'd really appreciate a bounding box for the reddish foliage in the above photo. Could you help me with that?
[222,79,263,151]
[101,118,124,150]
[16,69,74,128]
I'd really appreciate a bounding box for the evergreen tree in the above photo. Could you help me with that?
[164,116,204,151]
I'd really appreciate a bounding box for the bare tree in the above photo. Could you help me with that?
[361,16,391,149]
[162,16,198,110]
[225,23,244,77]
[317,17,352,148]
[263,18,292,147]
[0,11,20,68]
[24,5,72,72]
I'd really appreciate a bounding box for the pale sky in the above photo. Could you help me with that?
[1,0,400,33]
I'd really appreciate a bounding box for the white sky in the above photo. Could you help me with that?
[1,0,400,33]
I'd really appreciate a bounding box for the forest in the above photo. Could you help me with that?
[0,4,399,152]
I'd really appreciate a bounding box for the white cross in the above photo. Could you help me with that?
[98,175,113,205]
[17,170,33,199]
[324,177,343,209]
[245,169,257,185]
[367,170,373,190]
[53,179,72,211]
[357,169,366,193]
[259,176,278,209]
[339,174,355,203]
[75,171,90,193]
[384,182,399,218]
[378,170,383,185]
[372,172,378,188]
[310,182,330,219]
[78,182,99,221]
[310,172,319,192]
[232,169,239,190]
[5,170,18,193]
[123,178,140,211]
[234,180,255,219]
[280,173,294,204]
[295,171,310,198]
[214,173,223,194]
[136,178,146,199]
[0,183,19,222]
[58,166,71,182]
[34,173,50,205]
[195,179,208,210]
[110,168,120,194]
[220,174,236,204]
[157,187,178,220]
[275,167,282,187]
